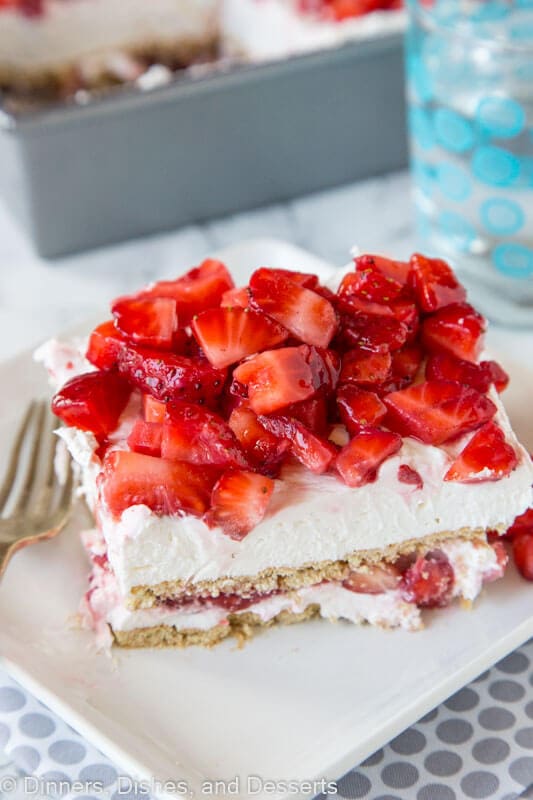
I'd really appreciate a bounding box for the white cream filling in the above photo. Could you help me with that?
[0,0,218,72]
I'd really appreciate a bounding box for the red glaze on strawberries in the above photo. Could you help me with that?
[409,253,467,312]
[205,470,275,539]
[86,320,127,371]
[444,422,518,483]
[112,296,177,349]
[336,385,387,435]
[335,427,402,487]
[52,372,131,439]
[422,303,486,362]
[426,353,509,395]
[127,419,163,457]
[162,402,249,468]
[258,415,337,474]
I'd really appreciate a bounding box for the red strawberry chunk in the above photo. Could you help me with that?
[336,385,387,435]
[233,345,339,415]
[506,507,533,540]
[383,343,423,392]
[257,267,319,289]
[384,380,496,445]
[398,465,424,489]
[409,253,467,312]
[340,348,392,387]
[86,320,126,371]
[426,353,508,394]
[335,427,402,487]
[444,422,518,483]
[484,360,509,393]
[112,296,177,349]
[259,415,337,474]
[221,286,250,309]
[343,563,401,594]
[162,402,249,467]
[142,394,167,424]
[339,266,404,306]
[99,450,218,518]
[137,259,234,325]
[118,345,227,407]
[354,254,411,285]
[191,307,288,369]
[400,551,455,607]
[127,419,163,457]
[422,302,486,362]
[282,396,329,435]
[513,534,533,581]
[228,405,289,475]
[205,470,274,539]
[338,312,408,352]
[249,268,337,347]
[52,372,131,439]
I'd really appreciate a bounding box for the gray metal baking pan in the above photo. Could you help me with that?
[0,34,407,258]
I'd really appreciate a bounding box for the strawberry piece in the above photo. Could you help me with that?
[99,450,218,518]
[256,267,319,289]
[336,385,387,435]
[259,415,337,474]
[409,253,467,312]
[398,465,424,489]
[205,470,275,539]
[383,343,423,392]
[512,534,533,581]
[339,266,404,306]
[221,286,250,309]
[137,259,234,325]
[142,394,166,424]
[340,348,392,387]
[228,405,289,475]
[384,380,496,445]
[191,307,288,369]
[400,551,455,607]
[212,590,279,612]
[422,303,486,362]
[335,427,402,487]
[338,312,408,352]
[162,402,249,467]
[51,372,131,438]
[283,396,329,435]
[484,360,509,393]
[343,563,401,594]
[86,320,126,371]
[444,422,518,483]
[249,268,337,348]
[118,345,227,407]
[233,345,339,415]
[354,254,411,285]
[426,354,508,394]
[506,507,533,540]
[111,296,177,349]
[127,419,163,456]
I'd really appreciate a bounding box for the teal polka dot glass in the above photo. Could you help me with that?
[406,0,533,326]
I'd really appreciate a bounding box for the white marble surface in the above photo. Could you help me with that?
[0,170,415,362]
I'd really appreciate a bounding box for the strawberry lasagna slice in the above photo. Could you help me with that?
[39,254,533,648]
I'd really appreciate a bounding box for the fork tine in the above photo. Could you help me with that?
[32,410,62,521]
[0,401,38,513]
[11,401,47,515]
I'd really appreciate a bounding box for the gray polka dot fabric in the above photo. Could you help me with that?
[0,639,531,800]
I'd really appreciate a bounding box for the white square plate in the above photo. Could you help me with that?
[1,239,532,800]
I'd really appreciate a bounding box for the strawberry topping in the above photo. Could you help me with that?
[112,296,177,349]
[258,415,337,474]
[422,302,486,362]
[444,422,518,483]
[409,253,467,312]
[205,470,275,539]
[340,348,392,387]
[52,372,131,439]
[142,394,167,424]
[335,427,402,487]
[398,465,424,489]
[228,404,289,475]
[86,320,127,371]
[513,534,533,581]
[506,507,533,540]
[426,353,509,395]
[127,419,163,457]
[336,385,387,435]
[162,402,249,467]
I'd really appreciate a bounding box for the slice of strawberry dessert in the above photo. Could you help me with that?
[37,253,533,648]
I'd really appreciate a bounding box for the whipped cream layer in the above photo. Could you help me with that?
[0,0,217,74]
[221,0,405,60]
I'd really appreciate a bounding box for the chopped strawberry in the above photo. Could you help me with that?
[118,345,227,407]
[445,422,518,483]
[506,507,533,540]
[99,450,218,518]
[283,396,329,435]
[51,372,131,439]
[335,427,402,487]
[340,348,392,387]
[112,296,177,349]
[400,551,455,607]
[384,380,496,445]
[205,470,274,540]
[127,419,163,456]
[398,465,424,489]
[336,385,387,435]
[221,286,250,309]
[422,302,486,362]
[228,405,289,475]
[86,320,126,371]
[338,312,408,352]
[233,345,339,415]
[249,268,338,348]
[256,267,319,289]
[426,353,508,394]
[142,394,166,424]
[512,534,533,581]
[343,563,401,594]
[259,415,337,474]
[484,360,510,393]
[339,266,404,306]
[191,307,288,368]
[354,254,411,285]
[137,259,234,325]
[383,343,423,392]
[162,402,249,467]
[409,253,467,312]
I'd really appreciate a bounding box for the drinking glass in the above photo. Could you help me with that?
[406,0,533,325]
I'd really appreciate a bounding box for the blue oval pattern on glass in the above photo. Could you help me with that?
[476,97,526,139]
[436,162,472,201]
[492,244,533,278]
[480,198,525,236]
[471,146,521,187]
[438,211,477,250]
[434,108,475,153]
[410,107,435,150]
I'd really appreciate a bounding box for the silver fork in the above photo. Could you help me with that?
[0,400,75,579]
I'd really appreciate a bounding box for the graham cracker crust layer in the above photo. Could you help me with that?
[113,605,320,648]
[128,526,498,610]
